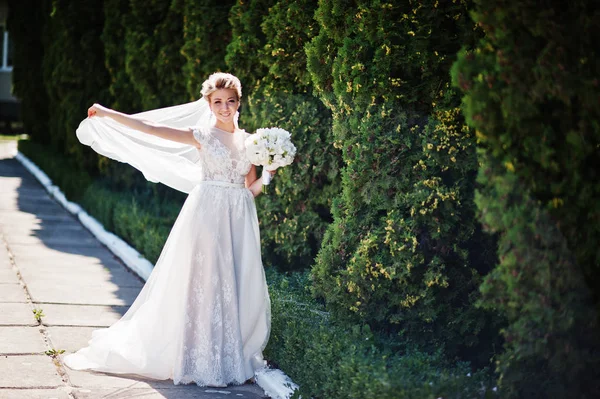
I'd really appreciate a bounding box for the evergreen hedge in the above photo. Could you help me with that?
[102,0,140,114]
[226,0,342,270]
[266,270,496,399]
[40,0,110,171]
[452,0,600,396]
[181,0,235,99]
[306,0,499,361]
[98,0,145,189]
[122,0,187,110]
[225,0,276,90]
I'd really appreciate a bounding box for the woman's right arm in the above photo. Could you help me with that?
[88,103,200,148]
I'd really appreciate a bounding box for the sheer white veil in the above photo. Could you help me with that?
[76,98,238,194]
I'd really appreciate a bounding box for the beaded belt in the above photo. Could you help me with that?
[199,180,246,189]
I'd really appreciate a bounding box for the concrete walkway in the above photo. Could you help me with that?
[0,140,267,398]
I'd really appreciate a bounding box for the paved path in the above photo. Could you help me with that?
[0,140,267,399]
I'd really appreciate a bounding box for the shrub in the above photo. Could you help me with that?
[225,0,277,91]
[452,0,600,396]
[97,0,148,189]
[474,156,599,398]
[265,270,497,399]
[306,0,498,360]
[122,0,187,110]
[110,196,177,263]
[41,0,110,172]
[181,0,235,99]
[226,0,342,271]
[102,0,141,114]
[246,88,340,270]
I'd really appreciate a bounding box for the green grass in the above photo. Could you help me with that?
[45,348,65,357]
[32,308,44,323]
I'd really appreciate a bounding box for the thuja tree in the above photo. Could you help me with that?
[41,0,110,171]
[225,0,277,95]
[181,0,235,100]
[123,0,187,111]
[97,0,145,190]
[100,0,188,191]
[102,0,140,114]
[307,0,498,358]
[225,0,341,271]
[452,0,600,396]
[7,0,50,143]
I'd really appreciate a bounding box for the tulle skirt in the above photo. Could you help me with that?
[64,181,271,386]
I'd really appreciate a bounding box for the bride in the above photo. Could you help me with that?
[64,73,274,387]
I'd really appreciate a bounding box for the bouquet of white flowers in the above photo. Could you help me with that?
[245,127,296,193]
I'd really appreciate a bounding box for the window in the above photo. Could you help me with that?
[0,24,13,71]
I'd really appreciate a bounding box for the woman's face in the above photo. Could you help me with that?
[209,89,239,125]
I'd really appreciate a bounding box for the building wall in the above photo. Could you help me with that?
[0,73,13,102]
[0,0,17,104]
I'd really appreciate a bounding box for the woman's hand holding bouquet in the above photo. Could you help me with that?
[245,128,296,193]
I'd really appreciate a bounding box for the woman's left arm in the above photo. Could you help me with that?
[245,165,276,197]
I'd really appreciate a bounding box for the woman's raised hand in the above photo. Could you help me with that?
[87,103,110,118]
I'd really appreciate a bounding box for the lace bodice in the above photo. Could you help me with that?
[192,126,252,184]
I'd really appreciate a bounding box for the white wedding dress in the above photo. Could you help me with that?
[64,124,271,386]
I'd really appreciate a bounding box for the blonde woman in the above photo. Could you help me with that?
[64,73,274,387]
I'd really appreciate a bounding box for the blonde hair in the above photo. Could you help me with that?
[201,72,242,100]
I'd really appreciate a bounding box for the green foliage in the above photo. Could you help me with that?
[452,0,600,396]
[249,89,340,270]
[79,182,183,264]
[101,0,203,189]
[306,0,477,116]
[99,0,147,189]
[41,0,110,171]
[7,0,50,143]
[32,308,45,323]
[306,0,498,360]
[226,0,342,270]
[266,270,497,399]
[225,0,277,91]
[475,157,599,398]
[123,0,187,110]
[181,0,235,99]
[102,0,141,114]
[108,194,180,263]
[45,348,65,357]
[259,0,318,87]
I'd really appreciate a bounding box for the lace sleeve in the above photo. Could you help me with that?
[191,127,206,147]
